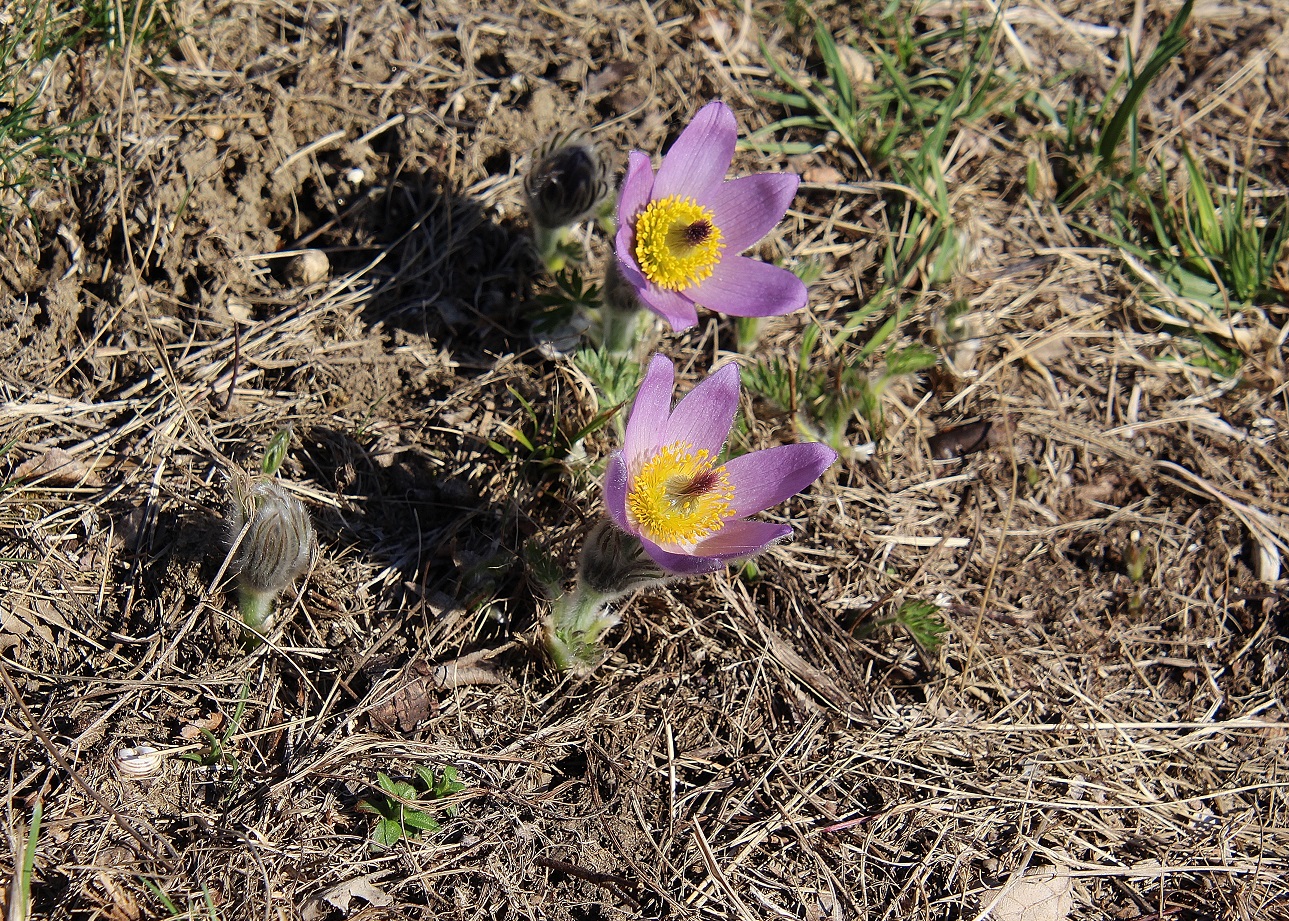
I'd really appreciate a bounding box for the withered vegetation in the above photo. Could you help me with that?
[1,1,1287,919]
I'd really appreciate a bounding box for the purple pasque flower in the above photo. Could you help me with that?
[603,354,836,575]
[615,100,807,331]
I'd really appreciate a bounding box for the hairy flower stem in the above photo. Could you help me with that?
[601,255,644,359]
[542,582,618,673]
[600,303,641,356]
[238,587,278,645]
[542,522,668,672]
[533,225,570,273]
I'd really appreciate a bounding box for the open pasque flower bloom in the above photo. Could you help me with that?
[604,355,836,574]
[615,100,807,331]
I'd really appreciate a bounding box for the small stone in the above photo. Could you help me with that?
[692,9,733,44]
[284,249,330,286]
[202,123,225,141]
[836,46,874,90]
[803,165,844,184]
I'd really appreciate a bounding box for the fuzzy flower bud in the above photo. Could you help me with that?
[577,520,666,599]
[227,477,315,636]
[525,130,612,273]
[524,130,611,230]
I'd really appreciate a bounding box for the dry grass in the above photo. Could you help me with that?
[1,1,1287,919]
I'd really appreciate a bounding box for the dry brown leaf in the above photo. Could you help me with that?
[179,712,226,741]
[691,9,733,45]
[301,875,391,920]
[586,61,636,95]
[2,597,63,648]
[835,45,874,90]
[978,869,1074,921]
[369,652,505,732]
[93,871,142,921]
[928,419,995,461]
[0,605,32,651]
[803,165,845,184]
[13,448,103,487]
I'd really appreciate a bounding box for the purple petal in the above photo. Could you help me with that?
[640,537,729,575]
[654,101,738,202]
[616,250,703,330]
[710,173,799,252]
[637,284,700,331]
[664,362,739,459]
[692,520,792,558]
[613,247,648,298]
[617,151,655,228]
[689,255,808,317]
[614,228,640,277]
[723,443,837,517]
[603,453,632,532]
[623,354,674,467]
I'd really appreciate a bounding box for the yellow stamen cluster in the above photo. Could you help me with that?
[633,195,725,291]
[626,442,733,550]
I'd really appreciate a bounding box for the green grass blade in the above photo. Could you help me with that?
[1182,149,1221,254]
[19,798,42,919]
[1097,0,1194,164]
[141,878,183,917]
[815,22,855,115]
[751,88,811,109]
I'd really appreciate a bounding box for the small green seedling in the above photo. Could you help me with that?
[528,270,598,352]
[893,599,949,652]
[523,539,567,600]
[182,680,250,773]
[573,347,642,438]
[358,766,465,849]
[850,598,950,652]
[538,266,601,311]
[1123,530,1153,615]
[260,425,292,476]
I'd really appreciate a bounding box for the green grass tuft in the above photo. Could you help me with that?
[0,0,180,225]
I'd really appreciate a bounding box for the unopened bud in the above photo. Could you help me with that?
[577,520,665,599]
[524,131,611,230]
[227,477,315,632]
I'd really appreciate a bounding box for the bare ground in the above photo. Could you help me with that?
[1,1,1288,919]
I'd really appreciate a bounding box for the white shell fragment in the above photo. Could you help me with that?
[116,745,164,779]
[284,249,330,286]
